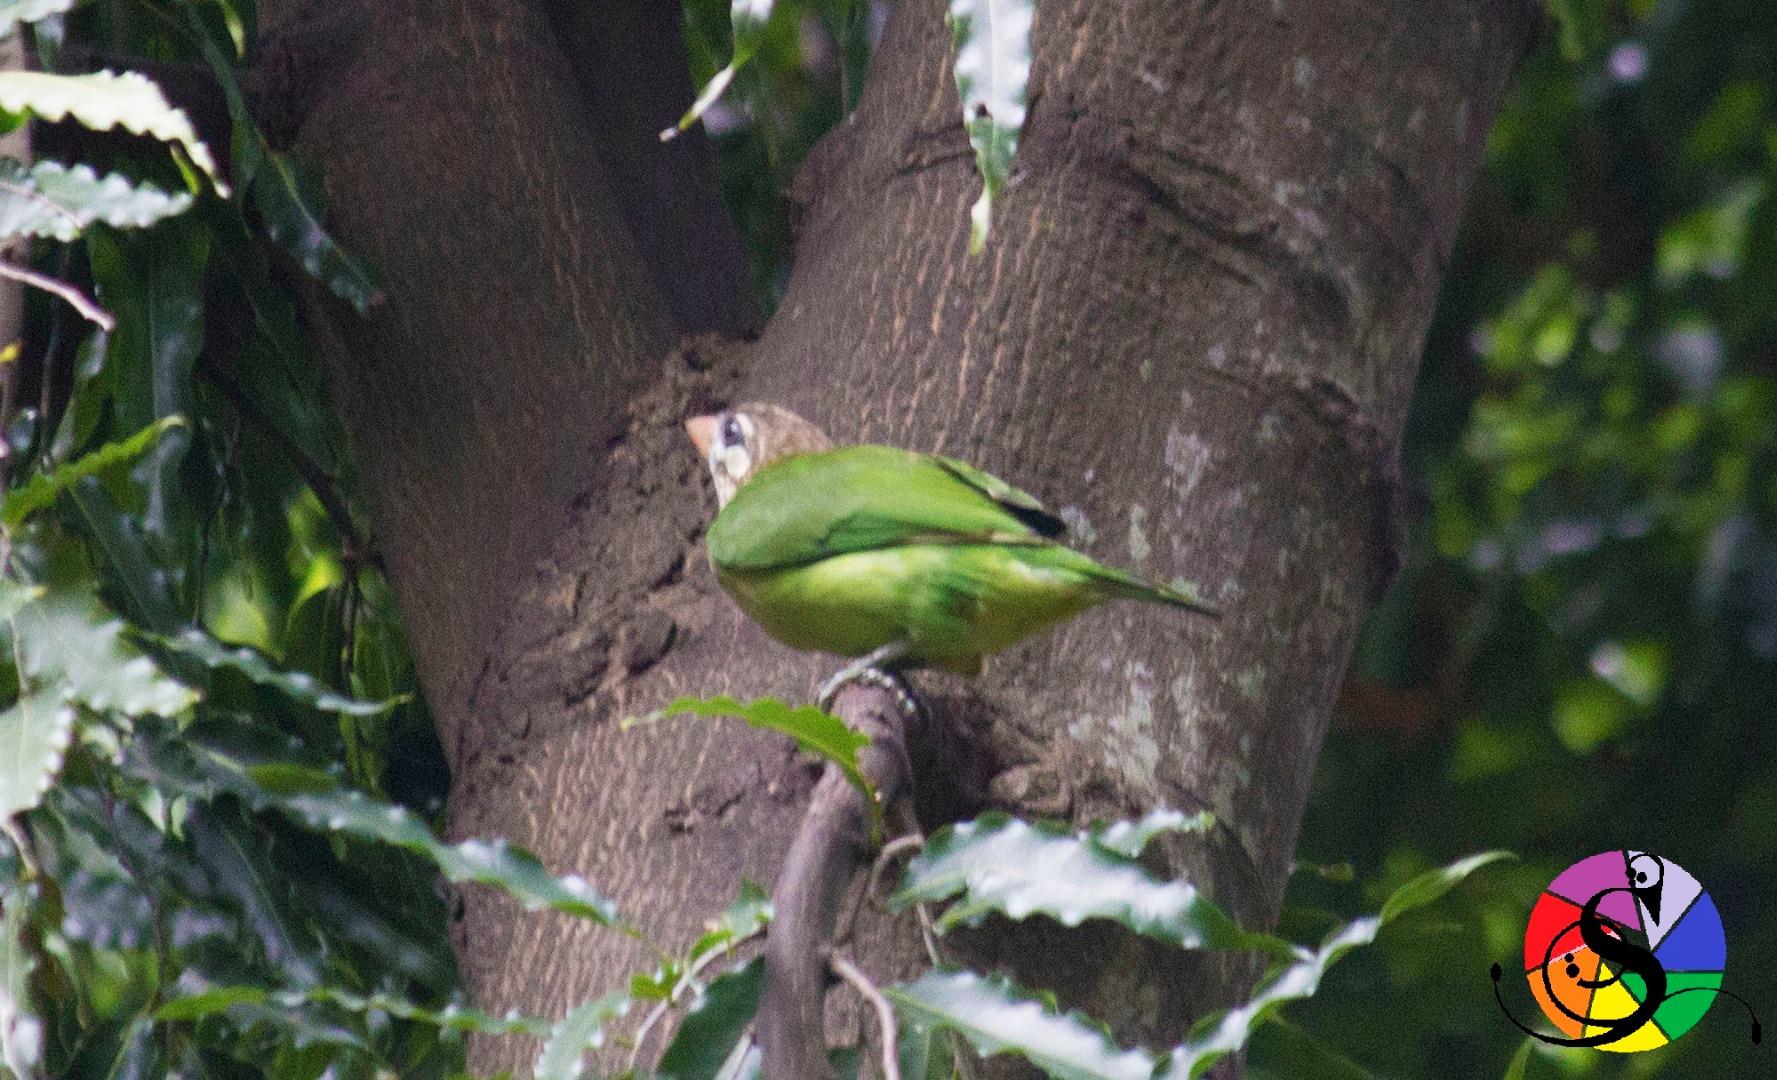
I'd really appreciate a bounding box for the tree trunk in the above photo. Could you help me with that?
[267,0,1536,1073]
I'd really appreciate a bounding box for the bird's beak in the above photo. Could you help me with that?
[685,415,719,457]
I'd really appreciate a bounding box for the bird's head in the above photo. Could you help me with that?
[685,403,833,507]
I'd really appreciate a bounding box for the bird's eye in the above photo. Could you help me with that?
[720,416,744,446]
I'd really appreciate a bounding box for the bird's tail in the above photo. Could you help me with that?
[1070,554,1221,618]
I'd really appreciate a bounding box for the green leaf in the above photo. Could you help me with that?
[131,728,625,926]
[886,969,1156,1080]
[534,993,631,1080]
[0,159,194,241]
[657,957,765,1080]
[0,694,75,819]
[894,813,1285,953]
[0,70,226,192]
[0,578,40,623]
[145,628,404,717]
[663,0,784,138]
[691,879,773,959]
[0,415,186,528]
[0,0,76,38]
[153,985,269,1021]
[947,0,1034,252]
[1090,808,1215,860]
[1159,851,1513,1080]
[1376,851,1514,926]
[0,881,42,1079]
[158,983,556,1039]
[897,1020,956,1080]
[1502,1036,1535,1080]
[88,223,206,549]
[654,696,875,804]
[12,583,197,717]
[253,152,383,313]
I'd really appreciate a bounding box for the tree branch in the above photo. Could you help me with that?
[759,683,916,1080]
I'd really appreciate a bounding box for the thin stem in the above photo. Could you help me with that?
[626,921,768,1072]
[0,260,114,331]
[828,952,899,1080]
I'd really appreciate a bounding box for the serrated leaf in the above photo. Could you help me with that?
[130,728,624,926]
[894,813,1285,953]
[1090,808,1214,860]
[534,993,631,1080]
[947,0,1033,252]
[254,151,382,312]
[12,584,196,717]
[1159,851,1513,1080]
[655,696,875,804]
[886,969,1155,1080]
[1377,851,1514,926]
[0,70,226,192]
[0,159,193,241]
[0,694,74,819]
[0,0,76,38]
[0,415,186,528]
[657,957,765,1080]
[145,628,404,717]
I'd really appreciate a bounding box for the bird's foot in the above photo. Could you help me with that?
[817,643,923,725]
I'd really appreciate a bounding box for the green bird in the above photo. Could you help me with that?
[687,404,1218,701]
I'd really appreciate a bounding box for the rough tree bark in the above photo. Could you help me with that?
[263,0,1536,1074]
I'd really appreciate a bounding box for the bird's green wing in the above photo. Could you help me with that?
[931,455,1065,538]
[708,445,1061,572]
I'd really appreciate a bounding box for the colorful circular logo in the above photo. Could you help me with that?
[1519,851,1726,1052]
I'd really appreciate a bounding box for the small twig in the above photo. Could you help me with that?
[0,260,113,331]
[837,831,925,947]
[828,952,900,1080]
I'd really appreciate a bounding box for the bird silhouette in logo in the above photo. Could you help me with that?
[1491,852,1762,1049]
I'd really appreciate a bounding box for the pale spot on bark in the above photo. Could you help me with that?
[1128,505,1151,563]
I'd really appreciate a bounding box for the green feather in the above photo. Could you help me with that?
[707,445,1216,668]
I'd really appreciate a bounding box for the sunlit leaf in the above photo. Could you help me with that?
[1090,808,1215,860]
[0,415,186,528]
[649,695,875,805]
[947,0,1034,252]
[687,879,773,966]
[534,993,631,1080]
[0,695,75,819]
[1159,851,1513,1079]
[12,583,197,717]
[0,159,193,241]
[663,0,784,139]
[145,628,404,717]
[0,0,76,38]
[886,969,1156,1080]
[894,813,1286,952]
[158,982,556,1038]
[0,70,226,192]
[657,957,765,1080]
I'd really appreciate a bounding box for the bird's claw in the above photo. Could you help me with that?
[817,663,924,727]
